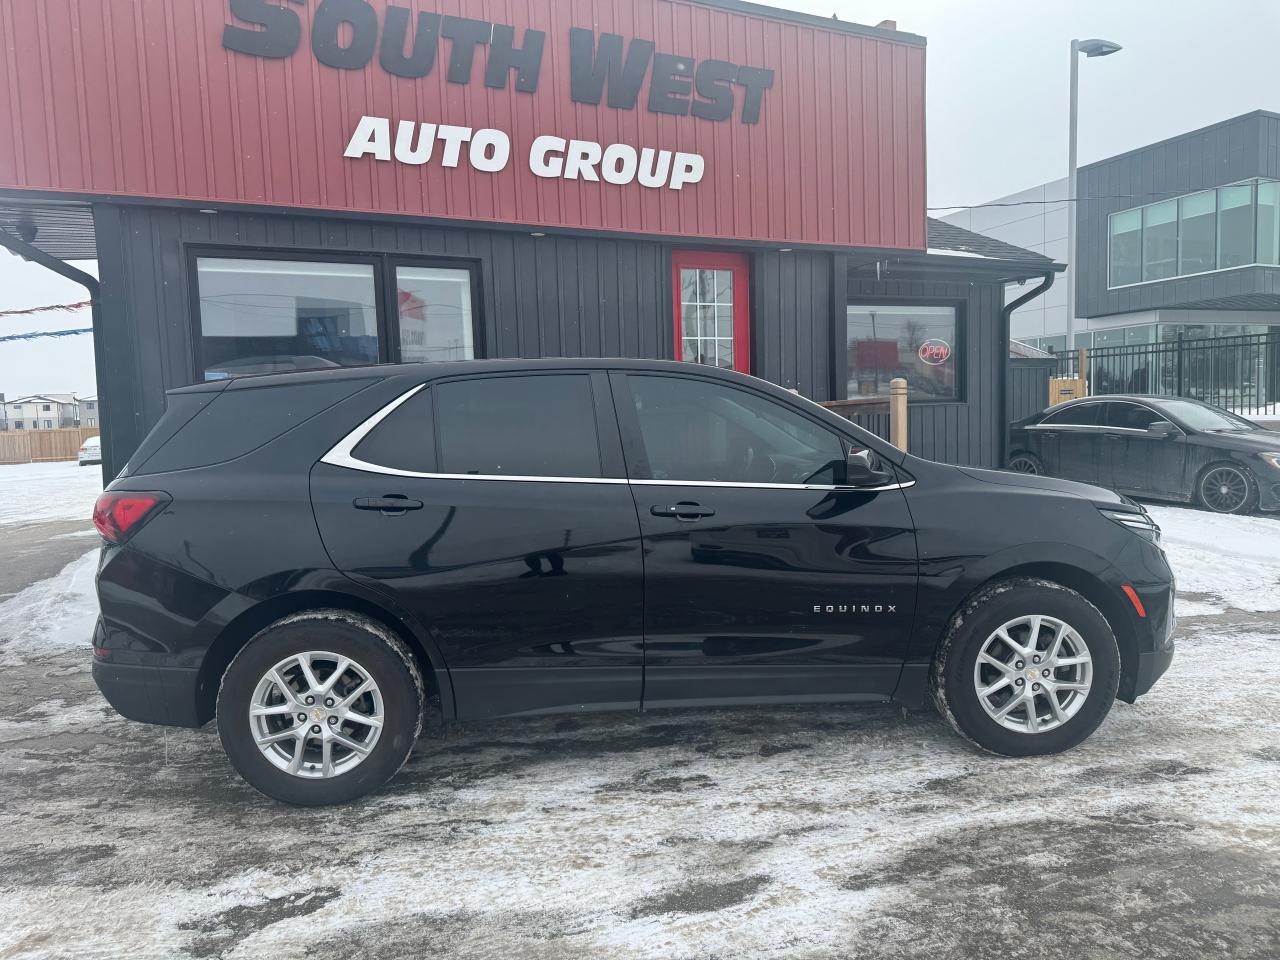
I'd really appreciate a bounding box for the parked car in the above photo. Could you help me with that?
[1008,394,1280,515]
[91,360,1174,804]
[78,435,101,467]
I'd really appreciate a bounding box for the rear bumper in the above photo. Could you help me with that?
[92,658,204,727]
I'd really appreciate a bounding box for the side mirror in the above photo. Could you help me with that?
[1147,421,1177,438]
[845,447,894,487]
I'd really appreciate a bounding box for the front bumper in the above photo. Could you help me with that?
[92,657,204,727]
[1131,641,1175,699]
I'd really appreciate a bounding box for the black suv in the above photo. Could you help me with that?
[91,360,1175,804]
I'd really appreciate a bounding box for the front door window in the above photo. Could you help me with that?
[672,251,751,373]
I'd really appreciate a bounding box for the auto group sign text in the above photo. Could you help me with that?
[224,0,777,191]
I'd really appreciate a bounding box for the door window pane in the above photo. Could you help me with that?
[196,258,378,380]
[846,304,958,401]
[1177,191,1216,275]
[1217,185,1255,268]
[351,389,437,473]
[1106,402,1164,430]
[627,375,845,485]
[1043,403,1102,426]
[1109,209,1142,286]
[679,268,735,369]
[396,266,474,362]
[435,375,601,478]
[1142,201,1178,281]
[1259,181,1280,266]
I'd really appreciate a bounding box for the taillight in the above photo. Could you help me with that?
[92,491,171,543]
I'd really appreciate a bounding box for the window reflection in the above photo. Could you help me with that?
[196,258,378,380]
[846,304,958,401]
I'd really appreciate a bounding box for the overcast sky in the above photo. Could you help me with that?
[2,0,1275,399]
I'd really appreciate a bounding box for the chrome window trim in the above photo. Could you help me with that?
[630,478,915,492]
[321,384,915,492]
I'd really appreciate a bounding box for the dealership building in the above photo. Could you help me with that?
[0,0,1058,478]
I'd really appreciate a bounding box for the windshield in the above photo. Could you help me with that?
[1150,398,1258,432]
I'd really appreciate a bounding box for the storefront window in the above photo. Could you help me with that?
[846,304,958,401]
[1177,191,1216,275]
[1259,181,1280,266]
[1217,184,1255,268]
[395,266,475,362]
[196,258,379,380]
[1142,201,1178,281]
[1108,209,1142,286]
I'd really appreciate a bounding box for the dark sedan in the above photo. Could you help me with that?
[1009,395,1280,515]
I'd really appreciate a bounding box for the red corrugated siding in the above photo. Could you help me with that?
[0,0,926,249]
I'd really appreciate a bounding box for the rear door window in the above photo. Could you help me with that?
[1042,403,1103,427]
[435,375,602,478]
[351,389,437,473]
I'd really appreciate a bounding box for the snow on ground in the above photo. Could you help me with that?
[0,548,99,666]
[0,460,103,525]
[1148,505,1280,614]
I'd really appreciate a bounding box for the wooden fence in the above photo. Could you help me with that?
[0,427,100,465]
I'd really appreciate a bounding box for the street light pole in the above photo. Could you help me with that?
[1066,39,1081,350]
[1065,37,1122,355]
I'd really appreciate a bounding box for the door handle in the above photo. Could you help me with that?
[353,496,424,513]
[651,502,715,521]
[1104,433,1123,441]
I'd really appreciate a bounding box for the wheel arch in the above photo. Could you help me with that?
[195,589,453,726]
[930,560,1140,703]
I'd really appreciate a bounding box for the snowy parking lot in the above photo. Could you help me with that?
[0,462,1277,959]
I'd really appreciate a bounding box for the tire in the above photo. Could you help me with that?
[1007,451,1044,475]
[931,577,1120,757]
[217,609,424,805]
[1195,461,1257,515]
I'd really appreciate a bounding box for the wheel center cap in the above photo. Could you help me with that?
[1025,669,1039,681]
[311,708,324,723]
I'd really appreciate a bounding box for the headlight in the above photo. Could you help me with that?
[1259,453,1280,472]
[1099,508,1161,544]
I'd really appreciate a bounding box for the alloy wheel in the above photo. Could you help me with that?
[1199,466,1249,513]
[1008,456,1040,475]
[248,651,384,778]
[973,615,1093,734]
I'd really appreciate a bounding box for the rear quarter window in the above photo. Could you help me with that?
[134,378,376,474]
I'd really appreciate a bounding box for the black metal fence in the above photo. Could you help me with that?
[1055,332,1280,417]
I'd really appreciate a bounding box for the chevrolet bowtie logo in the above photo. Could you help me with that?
[813,604,898,614]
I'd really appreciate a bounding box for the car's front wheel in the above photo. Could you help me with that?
[217,610,423,805]
[932,578,1120,756]
[1196,462,1257,515]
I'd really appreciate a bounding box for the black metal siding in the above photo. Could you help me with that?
[90,203,845,476]
[845,275,1004,467]
[1077,111,1280,318]
[1007,357,1057,422]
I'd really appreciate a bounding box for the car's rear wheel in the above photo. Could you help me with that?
[932,578,1120,756]
[217,610,423,805]
[1007,452,1044,475]
[1196,462,1256,515]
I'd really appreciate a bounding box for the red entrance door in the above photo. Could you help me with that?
[671,251,751,374]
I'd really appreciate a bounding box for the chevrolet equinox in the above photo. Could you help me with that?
[90,360,1175,804]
